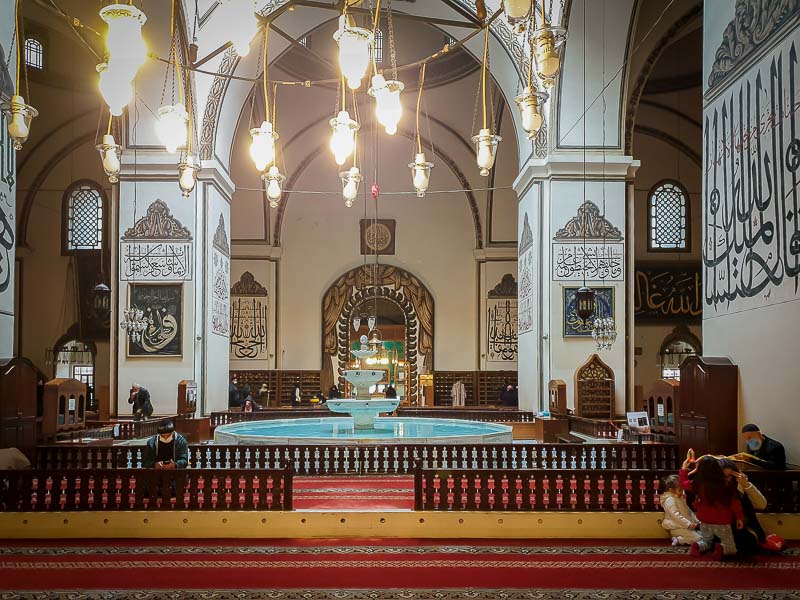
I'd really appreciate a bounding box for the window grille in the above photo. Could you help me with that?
[648,180,689,251]
[25,38,43,69]
[66,183,103,251]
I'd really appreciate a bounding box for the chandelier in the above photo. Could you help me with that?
[333,13,373,90]
[120,306,150,343]
[592,317,617,350]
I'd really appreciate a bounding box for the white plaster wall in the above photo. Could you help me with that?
[1,1,17,357]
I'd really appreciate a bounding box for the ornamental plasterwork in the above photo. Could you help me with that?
[212,214,230,257]
[519,212,534,254]
[231,271,268,297]
[554,201,623,241]
[488,273,518,298]
[708,0,800,90]
[122,199,192,240]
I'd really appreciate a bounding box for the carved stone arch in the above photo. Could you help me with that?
[320,264,434,395]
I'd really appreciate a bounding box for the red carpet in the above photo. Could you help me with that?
[292,476,415,510]
[1,539,798,594]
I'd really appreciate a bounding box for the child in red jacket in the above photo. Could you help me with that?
[680,454,744,559]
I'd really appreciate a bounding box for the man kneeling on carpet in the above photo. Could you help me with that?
[143,419,189,469]
[660,474,701,546]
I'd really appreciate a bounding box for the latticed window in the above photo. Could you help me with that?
[65,183,103,251]
[648,180,689,251]
[25,38,43,69]
[372,28,383,64]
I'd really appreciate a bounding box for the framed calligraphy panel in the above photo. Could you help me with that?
[634,264,702,322]
[552,243,624,281]
[230,271,269,360]
[563,286,614,337]
[487,299,518,362]
[126,283,182,357]
[360,219,395,256]
[120,242,192,281]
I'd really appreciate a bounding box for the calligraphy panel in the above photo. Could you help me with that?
[487,299,518,362]
[126,284,182,357]
[230,271,269,360]
[212,249,230,337]
[518,212,535,336]
[563,286,614,337]
[703,35,800,315]
[552,243,624,281]
[0,88,16,355]
[634,265,702,322]
[120,242,192,281]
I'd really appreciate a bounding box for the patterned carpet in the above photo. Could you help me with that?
[1,539,798,597]
[292,476,415,510]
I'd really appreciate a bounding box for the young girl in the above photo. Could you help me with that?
[680,454,744,559]
[660,474,700,546]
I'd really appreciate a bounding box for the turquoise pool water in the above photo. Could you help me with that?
[214,417,513,445]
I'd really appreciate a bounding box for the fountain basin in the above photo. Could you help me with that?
[214,417,513,445]
[326,397,400,429]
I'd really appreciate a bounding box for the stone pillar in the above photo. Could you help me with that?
[515,154,638,415]
[114,155,232,416]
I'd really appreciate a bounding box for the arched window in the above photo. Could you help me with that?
[373,28,384,64]
[659,325,701,379]
[648,180,689,251]
[25,38,43,70]
[63,182,104,252]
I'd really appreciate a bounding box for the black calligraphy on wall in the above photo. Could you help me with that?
[0,108,15,306]
[487,299,518,362]
[552,243,624,281]
[127,284,183,357]
[230,271,269,360]
[634,265,702,322]
[121,242,192,281]
[703,38,800,313]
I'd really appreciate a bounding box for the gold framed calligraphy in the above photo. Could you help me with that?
[230,271,269,360]
[126,283,183,357]
[564,286,614,337]
[360,219,395,256]
[634,264,701,322]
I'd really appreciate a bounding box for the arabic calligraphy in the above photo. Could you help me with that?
[553,243,624,281]
[127,284,182,357]
[211,250,230,336]
[487,299,518,362]
[564,287,614,337]
[121,242,192,281]
[230,297,269,359]
[703,38,800,313]
[0,108,16,334]
[518,246,534,335]
[634,266,702,321]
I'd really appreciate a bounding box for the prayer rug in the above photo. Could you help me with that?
[292,475,415,510]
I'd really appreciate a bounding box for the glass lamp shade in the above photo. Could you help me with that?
[220,0,257,57]
[575,286,596,322]
[92,282,112,321]
[178,155,200,197]
[249,121,278,172]
[97,63,132,116]
[408,152,433,197]
[504,0,532,33]
[352,316,362,331]
[340,166,362,207]
[1,95,38,150]
[99,4,147,82]
[333,14,373,90]
[367,316,376,331]
[156,104,189,153]
[533,24,567,83]
[368,74,404,135]
[263,165,286,208]
[329,110,360,166]
[514,86,549,139]
[471,128,502,176]
[96,134,122,183]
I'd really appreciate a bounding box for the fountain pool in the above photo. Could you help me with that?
[214,417,513,444]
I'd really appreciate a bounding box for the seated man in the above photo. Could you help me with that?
[142,419,189,469]
[738,424,786,469]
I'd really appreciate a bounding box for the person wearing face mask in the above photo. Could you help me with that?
[739,424,786,469]
[142,419,189,469]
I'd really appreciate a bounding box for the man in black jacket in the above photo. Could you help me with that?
[128,383,153,420]
[142,419,188,469]
[740,424,786,469]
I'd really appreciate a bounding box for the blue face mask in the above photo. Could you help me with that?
[747,438,762,451]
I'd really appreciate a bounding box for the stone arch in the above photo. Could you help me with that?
[320,264,434,395]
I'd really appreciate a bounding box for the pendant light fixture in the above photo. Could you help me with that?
[408,63,433,197]
[250,24,280,174]
[97,113,122,183]
[531,2,567,88]
[178,154,200,197]
[576,0,594,323]
[341,165,362,208]
[503,0,532,33]
[99,3,147,86]
[264,165,285,208]
[2,0,38,150]
[330,73,360,166]
[333,10,373,90]
[366,1,404,135]
[176,0,200,198]
[156,1,189,154]
[220,0,257,57]
[515,28,548,140]
[472,25,501,177]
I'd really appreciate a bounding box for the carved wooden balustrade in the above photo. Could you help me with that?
[0,467,292,512]
[37,442,679,474]
[414,468,800,513]
[567,415,627,438]
[86,418,175,440]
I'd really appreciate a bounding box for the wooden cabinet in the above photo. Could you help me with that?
[0,358,46,461]
[574,354,614,419]
[677,356,738,456]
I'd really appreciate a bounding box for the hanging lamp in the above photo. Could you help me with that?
[408,64,433,196]
[504,0,532,33]
[333,12,373,90]
[531,2,567,87]
[97,114,122,183]
[341,166,362,208]
[472,25,501,176]
[368,74,404,135]
[250,24,280,173]
[99,3,147,84]
[2,1,38,150]
[264,165,285,208]
[330,109,359,166]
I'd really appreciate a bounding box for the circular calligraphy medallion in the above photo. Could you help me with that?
[365,223,392,252]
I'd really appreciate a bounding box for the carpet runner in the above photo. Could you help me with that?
[292,476,415,510]
[1,539,798,597]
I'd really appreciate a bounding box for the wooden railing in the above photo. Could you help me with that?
[568,415,627,439]
[414,467,800,513]
[86,418,174,440]
[36,442,680,474]
[0,467,292,512]
[210,409,331,428]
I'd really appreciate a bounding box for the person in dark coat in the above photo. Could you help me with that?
[328,385,341,399]
[142,419,188,469]
[740,424,786,469]
[128,383,153,420]
[385,384,398,399]
[228,378,242,408]
[499,384,518,408]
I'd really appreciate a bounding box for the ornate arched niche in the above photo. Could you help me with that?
[321,265,434,397]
